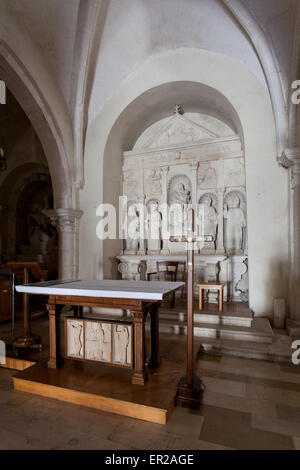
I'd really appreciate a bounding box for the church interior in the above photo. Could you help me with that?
[0,0,300,451]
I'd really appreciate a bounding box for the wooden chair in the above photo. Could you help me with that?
[147,261,179,308]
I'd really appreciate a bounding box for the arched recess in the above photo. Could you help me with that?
[0,41,73,208]
[102,81,242,279]
[82,48,289,317]
[0,162,51,260]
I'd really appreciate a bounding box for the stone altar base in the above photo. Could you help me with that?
[13,338,198,425]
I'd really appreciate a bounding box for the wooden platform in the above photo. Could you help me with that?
[1,356,35,371]
[13,338,193,424]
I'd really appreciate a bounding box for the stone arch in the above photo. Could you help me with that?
[0,41,73,208]
[83,48,288,316]
[221,0,288,157]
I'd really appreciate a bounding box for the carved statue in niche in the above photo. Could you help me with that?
[198,193,218,252]
[125,203,140,253]
[114,325,130,365]
[147,199,161,253]
[168,175,192,241]
[224,191,246,254]
[169,182,191,207]
[85,322,111,362]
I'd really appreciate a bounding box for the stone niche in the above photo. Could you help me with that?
[117,107,248,302]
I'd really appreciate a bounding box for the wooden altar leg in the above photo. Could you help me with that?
[131,310,148,386]
[148,303,160,369]
[47,302,62,369]
[219,287,223,313]
[199,287,203,311]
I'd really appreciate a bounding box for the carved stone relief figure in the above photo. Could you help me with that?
[123,171,139,199]
[198,163,217,189]
[168,176,192,208]
[113,325,131,365]
[85,322,111,362]
[198,193,218,252]
[67,320,83,358]
[167,175,192,252]
[144,169,161,197]
[146,199,161,253]
[224,191,247,254]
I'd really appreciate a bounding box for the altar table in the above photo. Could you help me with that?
[16,279,184,385]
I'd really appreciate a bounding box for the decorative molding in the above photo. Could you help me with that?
[141,107,220,150]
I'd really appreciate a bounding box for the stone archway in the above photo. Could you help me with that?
[0,43,72,208]
[83,48,289,317]
[0,45,82,278]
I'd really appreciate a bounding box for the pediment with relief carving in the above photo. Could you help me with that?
[142,105,220,149]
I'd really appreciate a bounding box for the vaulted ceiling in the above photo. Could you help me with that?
[0,0,299,191]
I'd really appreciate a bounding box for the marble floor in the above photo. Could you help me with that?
[0,349,299,449]
[0,313,300,450]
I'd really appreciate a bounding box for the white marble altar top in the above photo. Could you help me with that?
[15,279,185,301]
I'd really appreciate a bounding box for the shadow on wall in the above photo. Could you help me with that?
[260,255,288,319]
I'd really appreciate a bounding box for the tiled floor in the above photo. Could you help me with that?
[0,350,300,449]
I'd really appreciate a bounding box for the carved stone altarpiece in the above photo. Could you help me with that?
[118,107,249,302]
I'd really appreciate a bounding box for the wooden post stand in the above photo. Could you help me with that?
[170,208,213,409]
[7,262,43,350]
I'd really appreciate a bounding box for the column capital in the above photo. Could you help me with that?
[44,208,83,233]
[279,148,300,189]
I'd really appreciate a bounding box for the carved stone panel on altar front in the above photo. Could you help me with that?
[113,324,132,366]
[85,321,112,362]
[66,318,133,367]
[67,319,84,359]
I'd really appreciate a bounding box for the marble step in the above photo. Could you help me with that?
[159,310,253,328]
[197,335,291,363]
[148,317,273,344]
[158,331,292,363]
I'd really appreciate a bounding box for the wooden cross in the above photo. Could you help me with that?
[170,208,213,409]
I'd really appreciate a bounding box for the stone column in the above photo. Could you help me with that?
[216,188,225,254]
[190,162,198,207]
[279,149,300,322]
[45,209,83,279]
[137,195,146,255]
[161,166,169,255]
